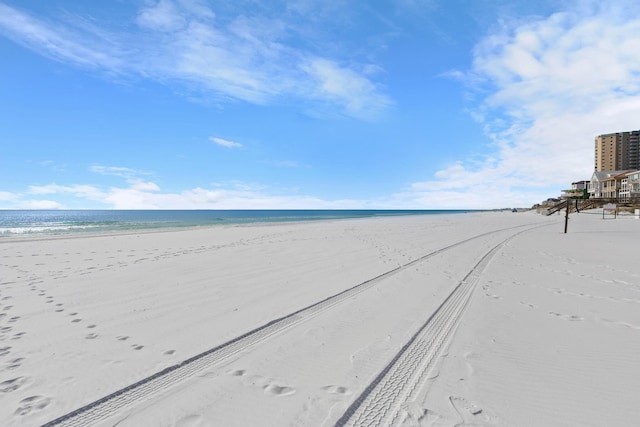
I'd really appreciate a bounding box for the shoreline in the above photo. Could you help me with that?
[0,209,484,241]
[0,210,484,243]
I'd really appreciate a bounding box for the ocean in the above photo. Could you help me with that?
[0,210,475,236]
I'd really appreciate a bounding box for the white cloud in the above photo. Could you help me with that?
[28,183,106,200]
[40,160,67,172]
[175,0,215,20]
[8,174,524,210]
[301,58,392,119]
[0,1,390,119]
[90,165,150,178]
[17,179,365,210]
[136,0,187,32]
[210,137,243,148]
[0,191,19,202]
[414,0,640,208]
[19,199,65,210]
[103,187,161,210]
[130,181,161,192]
[0,3,124,71]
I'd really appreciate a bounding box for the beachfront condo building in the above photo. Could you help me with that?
[594,130,640,171]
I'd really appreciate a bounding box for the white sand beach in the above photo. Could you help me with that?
[1,211,639,426]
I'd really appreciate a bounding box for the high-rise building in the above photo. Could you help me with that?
[594,130,640,171]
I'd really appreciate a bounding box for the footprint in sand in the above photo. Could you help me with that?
[0,346,11,357]
[164,349,176,356]
[174,414,206,427]
[227,369,246,376]
[450,396,505,426]
[0,376,28,393]
[116,336,130,341]
[549,312,584,321]
[520,301,536,308]
[71,318,82,323]
[15,395,51,416]
[132,344,144,350]
[263,383,296,396]
[599,318,640,330]
[11,332,26,340]
[322,385,351,395]
[5,357,23,370]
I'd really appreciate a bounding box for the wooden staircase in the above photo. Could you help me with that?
[545,197,640,216]
[546,199,569,216]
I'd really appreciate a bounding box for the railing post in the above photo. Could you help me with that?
[564,200,570,233]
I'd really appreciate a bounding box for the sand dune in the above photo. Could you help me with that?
[1,211,639,426]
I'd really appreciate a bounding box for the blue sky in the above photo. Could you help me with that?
[2,0,640,209]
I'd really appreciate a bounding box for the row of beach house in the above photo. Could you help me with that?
[566,169,640,200]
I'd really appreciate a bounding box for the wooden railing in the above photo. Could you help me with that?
[544,197,640,216]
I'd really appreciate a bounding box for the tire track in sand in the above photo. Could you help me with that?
[42,223,543,427]
[335,226,541,427]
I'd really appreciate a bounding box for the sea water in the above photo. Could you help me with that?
[0,210,474,236]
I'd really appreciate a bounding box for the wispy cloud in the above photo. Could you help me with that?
[28,183,105,198]
[412,0,640,208]
[210,137,243,149]
[0,3,125,71]
[39,160,67,172]
[19,199,65,210]
[301,58,392,119]
[90,165,152,179]
[136,0,187,32]
[0,191,19,202]
[0,1,391,119]
[15,180,362,210]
